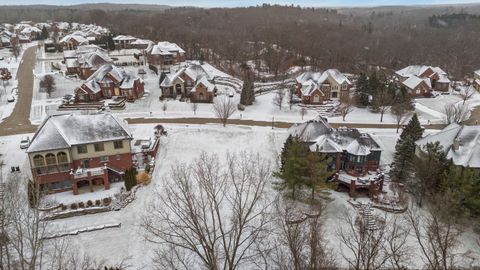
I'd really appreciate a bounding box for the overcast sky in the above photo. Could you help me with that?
[2,0,480,7]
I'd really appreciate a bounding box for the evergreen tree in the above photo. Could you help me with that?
[354,73,370,107]
[305,151,332,201]
[40,26,49,40]
[106,33,115,51]
[280,135,293,172]
[390,114,424,183]
[394,85,414,111]
[240,65,255,106]
[124,167,138,191]
[274,137,309,198]
[440,166,480,218]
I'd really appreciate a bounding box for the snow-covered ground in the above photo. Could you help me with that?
[0,133,32,180]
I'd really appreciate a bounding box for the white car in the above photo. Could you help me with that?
[20,137,30,149]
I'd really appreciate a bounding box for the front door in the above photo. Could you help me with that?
[114,87,120,96]
[313,94,320,103]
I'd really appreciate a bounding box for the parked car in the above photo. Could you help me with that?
[20,137,30,149]
[7,95,15,103]
[229,90,235,98]
[138,68,146,75]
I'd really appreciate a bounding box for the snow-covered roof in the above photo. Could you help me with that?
[191,77,216,93]
[20,26,41,34]
[288,116,333,143]
[416,124,480,168]
[474,69,480,78]
[296,69,351,96]
[148,41,185,55]
[396,65,446,78]
[402,76,426,90]
[160,69,185,88]
[65,58,79,68]
[131,38,153,45]
[27,113,132,153]
[113,35,136,41]
[60,34,89,45]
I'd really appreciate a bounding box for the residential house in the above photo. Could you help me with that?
[59,34,89,50]
[131,39,153,50]
[113,35,137,49]
[75,64,144,102]
[159,63,217,102]
[395,65,450,96]
[289,116,383,197]
[295,69,352,105]
[64,45,112,79]
[19,26,41,40]
[473,69,480,92]
[416,123,480,174]
[26,113,134,195]
[146,41,185,71]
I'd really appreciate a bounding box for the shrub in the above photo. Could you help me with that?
[103,197,112,206]
[78,202,85,208]
[70,203,78,210]
[61,204,67,211]
[95,199,101,206]
[87,200,93,207]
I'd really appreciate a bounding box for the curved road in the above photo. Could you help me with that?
[0,46,38,136]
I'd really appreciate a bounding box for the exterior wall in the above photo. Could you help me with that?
[71,152,133,171]
[191,84,213,103]
[433,82,449,92]
[71,139,132,160]
[408,83,431,97]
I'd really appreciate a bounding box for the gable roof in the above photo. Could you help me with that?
[27,113,132,153]
[289,116,333,143]
[147,41,185,55]
[402,76,428,90]
[416,124,480,168]
[296,69,351,96]
[191,77,215,93]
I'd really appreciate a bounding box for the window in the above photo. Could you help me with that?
[100,156,109,162]
[416,89,421,94]
[94,143,104,152]
[77,145,88,154]
[33,155,45,167]
[331,92,338,98]
[114,141,123,149]
[342,83,348,90]
[116,154,121,161]
[57,152,68,163]
[80,159,90,168]
[45,153,56,165]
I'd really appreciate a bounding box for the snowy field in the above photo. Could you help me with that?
[20,123,473,268]
[0,133,32,179]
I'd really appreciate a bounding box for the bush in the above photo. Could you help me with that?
[95,199,101,206]
[61,204,67,210]
[78,202,85,208]
[70,203,78,210]
[87,200,93,207]
[103,197,112,206]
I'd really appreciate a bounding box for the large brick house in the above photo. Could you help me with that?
[64,45,113,80]
[146,41,185,71]
[295,69,352,105]
[74,64,144,102]
[160,64,217,103]
[112,35,137,50]
[26,113,134,195]
[289,116,383,197]
[395,65,450,96]
[59,34,89,50]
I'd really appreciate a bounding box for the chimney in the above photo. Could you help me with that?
[452,138,461,151]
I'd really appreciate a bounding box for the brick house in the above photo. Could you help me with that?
[395,65,450,94]
[59,34,89,50]
[160,64,217,102]
[401,76,432,97]
[289,116,383,197]
[112,35,137,50]
[64,45,112,79]
[295,69,352,105]
[146,41,185,72]
[26,113,134,195]
[74,64,144,102]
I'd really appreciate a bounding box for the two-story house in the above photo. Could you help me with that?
[112,35,137,50]
[295,69,352,105]
[289,116,383,197]
[74,63,144,102]
[146,41,185,71]
[395,65,450,96]
[26,113,134,195]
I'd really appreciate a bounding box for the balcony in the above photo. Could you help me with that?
[73,167,105,179]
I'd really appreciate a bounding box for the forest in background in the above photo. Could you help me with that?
[1,3,480,78]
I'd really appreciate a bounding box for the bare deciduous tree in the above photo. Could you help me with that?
[300,107,307,120]
[270,199,336,270]
[11,38,21,61]
[443,103,469,124]
[39,74,56,97]
[273,88,285,110]
[142,151,272,270]
[339,94,354,121]
[213,97,236,127]
[460,85,475,105]
[391,103,409,133]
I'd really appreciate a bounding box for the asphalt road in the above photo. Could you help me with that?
[0,46,38,136]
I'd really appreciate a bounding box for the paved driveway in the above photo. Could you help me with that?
[0,46,38,136]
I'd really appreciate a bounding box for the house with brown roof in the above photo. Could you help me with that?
[395,65,450,95]
[295,69,352,105]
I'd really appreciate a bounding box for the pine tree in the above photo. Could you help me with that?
[240,67,255,106]
[390,114,424,182]
[440,166,480,218]
[354,73,370,107]
[41,26,49,40]
[280,135,293,172]
[107,33,115,51]
[124,167,138,191]
[305,151,332,201]
[274,137,309,198]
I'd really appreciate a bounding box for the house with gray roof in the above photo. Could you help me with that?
[295,69,352,105]
[26,113,134,195]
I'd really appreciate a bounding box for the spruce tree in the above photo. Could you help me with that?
[401,113,423,141]
[275,137,309,198]
[390,135,416,182]
[280,135,293,172]
[305,151,332,201]
[124,167,138,191]
[240,68,255,106]
[354,73,370,107]
[41,26,49,40]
